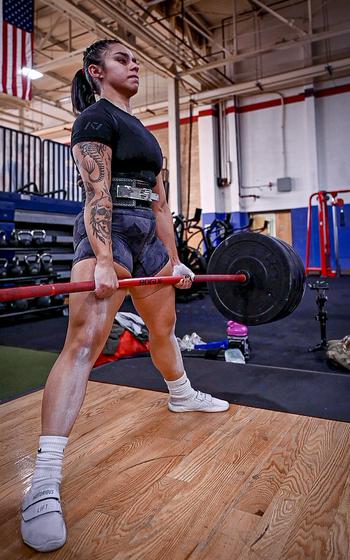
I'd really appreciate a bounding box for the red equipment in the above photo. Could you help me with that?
[306,189,350,277]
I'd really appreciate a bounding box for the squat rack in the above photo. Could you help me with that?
[306,189,350,277]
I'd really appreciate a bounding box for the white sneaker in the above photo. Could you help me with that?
[21,483,67,552]
[168,390,230,413]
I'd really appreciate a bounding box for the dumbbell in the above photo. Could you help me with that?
[8,256,24,277]
[36,296,51,308]
[9,230,19,247]
[24,254,41,276]
[40,253,54,275]
[17,230,33,247]
[0,301,7,313]
[32,229,46,247]
[51,293,65,305]
[11,298,29,312]
[0,229,7,247]
[0,258,8,278]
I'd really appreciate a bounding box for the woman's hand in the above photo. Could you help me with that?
[94,259,119,299]
[172,263,195,290]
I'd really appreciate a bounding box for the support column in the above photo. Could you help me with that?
[198,105,219,226]
[167,77,182,214]
[304,86,320,195]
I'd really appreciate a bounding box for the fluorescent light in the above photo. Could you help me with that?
[20,67,43,80]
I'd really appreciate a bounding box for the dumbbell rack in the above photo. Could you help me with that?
[0,191,82,320]
[0,273,68,319]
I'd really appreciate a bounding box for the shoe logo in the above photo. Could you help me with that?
[33,489,54,500]
[84,122,103,131]
[36,503,48,514]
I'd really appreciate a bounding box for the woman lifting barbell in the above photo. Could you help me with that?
[20,39,229,553]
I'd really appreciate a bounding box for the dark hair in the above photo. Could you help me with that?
[71,39,122,115]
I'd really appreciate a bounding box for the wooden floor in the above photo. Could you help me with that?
[1,382,350,560]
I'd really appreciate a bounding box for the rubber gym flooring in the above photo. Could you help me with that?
[1,276,349,419]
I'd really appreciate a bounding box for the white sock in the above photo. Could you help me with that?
[165,372,197,402]
[31,436,68,489]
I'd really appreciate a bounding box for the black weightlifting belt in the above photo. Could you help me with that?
[79,177,159,208]
[110,177,159,209]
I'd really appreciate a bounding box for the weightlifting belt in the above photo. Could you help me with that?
[79,176,159,208]
[110,178,159,208]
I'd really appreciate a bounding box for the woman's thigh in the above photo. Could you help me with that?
[65,258,131,347]
[129,260,176,335]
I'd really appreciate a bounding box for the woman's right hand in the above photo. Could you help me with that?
[94,259,119,299]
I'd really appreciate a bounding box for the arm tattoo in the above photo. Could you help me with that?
[76,142,111,185]
[89,187,113,246]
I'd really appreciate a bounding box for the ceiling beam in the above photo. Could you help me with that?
[40,0,177,78]
[180,26,350,76]
[249,0,307,36]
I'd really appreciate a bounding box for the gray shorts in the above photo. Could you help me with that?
[72,207,170,277]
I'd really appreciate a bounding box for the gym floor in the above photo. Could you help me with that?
[0,277,349,558]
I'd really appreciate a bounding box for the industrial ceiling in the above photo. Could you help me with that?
[1,0,350,139]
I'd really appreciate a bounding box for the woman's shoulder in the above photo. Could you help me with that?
[71,100,116,147]
[74,99,114,124]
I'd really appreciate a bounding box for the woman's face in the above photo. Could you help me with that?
[94,43,140,97]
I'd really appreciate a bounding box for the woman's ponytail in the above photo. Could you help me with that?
[71,69,96,115]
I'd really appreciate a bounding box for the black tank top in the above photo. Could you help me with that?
[71,98,163,186]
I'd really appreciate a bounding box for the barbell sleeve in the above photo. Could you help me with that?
[0,274,247,302]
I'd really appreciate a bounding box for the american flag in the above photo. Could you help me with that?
[0,0,34,101]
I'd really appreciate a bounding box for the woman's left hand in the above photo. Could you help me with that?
[172,262,195,289]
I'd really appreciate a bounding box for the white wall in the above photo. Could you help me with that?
[316,86,350,191]
[220,78,350,214]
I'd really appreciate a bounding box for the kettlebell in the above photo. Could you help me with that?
[0,258,8,278]
[40,253,54,275]
[31,229,46,246]
[8,256,24,277]
[24,254,41,276]
[9,229,19,247]
[17,230,33,247]
[0,302,7,314]
[51,293,65,305]
[12,298,29,312]
[0,229,7,247]
[36,296,51,308]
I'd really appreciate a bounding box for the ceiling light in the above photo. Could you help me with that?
[20,67,43,80]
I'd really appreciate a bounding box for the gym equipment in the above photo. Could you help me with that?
[17,230,33,247]
[12,298,29,312]
[32,229,46,246]
[40,253,54,274]
[36,296,51,308]
[24,254,41,276]
[0,229,7,247]
[0,258,8,278]
[306,188,350,277]
[8,256,24,277]
[207,232,305,325]
[9,230,19,247]
[308,281,329,352]
[0,232,306,326]
[51,293,65,305]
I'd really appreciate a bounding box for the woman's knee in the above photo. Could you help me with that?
[64,329,108,363]
[148,314,176,339]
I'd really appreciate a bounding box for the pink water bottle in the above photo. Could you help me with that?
[226,321,248,337]
[226,321,250,360]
